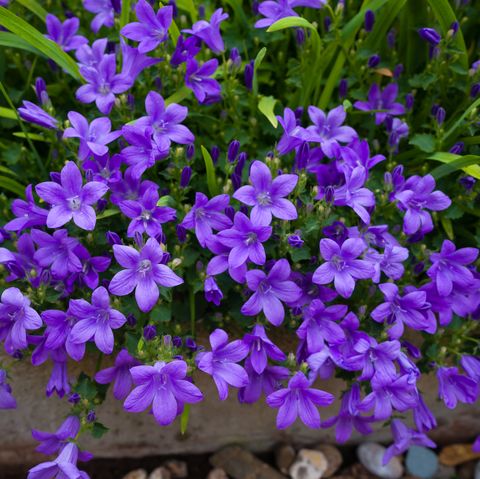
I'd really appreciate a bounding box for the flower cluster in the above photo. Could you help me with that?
[1,0,480,476]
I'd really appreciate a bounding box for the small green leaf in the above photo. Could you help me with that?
[151,304,172,323]
[290,247,311,263]
[97,209,120,220]
[91,422,109,439]
[15,0,48,20]
[0,31,43,55]
[252,47,267,97]
[267,16,317,32]
[441,216,454,240]
[408,72,436,89]
[0,175,25,196]
[0,7,80,80]
[176,0,198,21]
[76,374,97,401]
[165,85,190,106]
[428,153,480,179]
[180,404,190,435]
[409,133,436,153]
[258,96,278,128]
[13,132,50,142]
[201,145,219,197]
[0,106,16,120]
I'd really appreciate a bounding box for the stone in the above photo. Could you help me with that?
[123,469,148,479]
[289,460,320,479]
[405,446,438,479]
[475,460,480,479]
[439,444,480,466]
[357,443,403,479]
[345,463,377,479]
[313,445,342,477]
[164,460,188,478]
[207,468,229,479]
[210,446,285,479]
[457,460,477,479]
[434,464,456,479]
[148,467,171,479]
[275,443,296,474]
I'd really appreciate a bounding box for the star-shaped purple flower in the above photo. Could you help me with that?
[109,238,183,312]
[0,369,16,409]
[36,161,108,231]
[183,8,229,54]
[4,185,48,232]
[437,366,478,409]
[18,101,58,130]
[45,14,87,52]
[83,0,116,33]
[234,160,298,225]
[185,58,222,105]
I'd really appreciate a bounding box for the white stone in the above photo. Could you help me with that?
[148,467,171,479]
[122,469,148,479]
[475,460,480,479]
[357,443,403,479]
[289,449,328,479]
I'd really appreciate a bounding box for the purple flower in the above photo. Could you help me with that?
[45,14,87,52]
[70,245,111,290]
[338,138,385,171]
[368,54,381,68]
[354,83,405,125]
[276,107,308,155]
[388,118,409,147]
[383,420,436,465]
[234,160,298,225]
[217,212,272,268]
[180,192,232,247]
[4,185,48,232]
[196,329,249,400]
[359,374,418,420]
[427,240,478,296]
[76,38,108,68]
[413,394,437,432]
[27,442,88,479]
[135,91,194,149]
[255,0,326,29]
[204,276,223,306]
[0,369,16,409]
[77,54,131,114]
[239,362,289,403]
[95,349,140,399]
[170,35,201,67]
[83,0,116,32]
[183,8,229,54]
[18,101,58,130]
[371,283,436,339]
[366,244,408,283]
[120,125,169,179]
[437,366,478,409]
[266,371,334,429]
[0,288,42,355]
[461,355,480,383]
[241,259,302,326]
[418,27,441,46]
[333,166,375,224]
[185,58,222,104]
[313,238,373,298]
[121,1,173,53]
[32,416,82,456]
[68,287,126,355]
[124,360,203,425]
[119,38,161,82]
[243,324,286,374]
[63,112,121,161]
[119,186,176,238]
[36,161,108,231]
[205,236,247,283]
[109,238,183,312]
[321,384,373,442]
[394,174,451,235]
[306,106,357,158]
[364,9,375,32]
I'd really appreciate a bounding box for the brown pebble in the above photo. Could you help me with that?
[439,444,480,467]
[123,470,148,479]
[457,460,478,479]
[148,467,171,479]
[275,443,296,475]
[207,468,229,479]
[313,445,343,478]
[165,460,188,478]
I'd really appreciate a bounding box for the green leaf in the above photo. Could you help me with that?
[96,209,120,220]
[13,132,50,142]
[0,106,16,120]
[441,216,454,240]
[408,72,436,89]
[120,0,131,27]
[0,31,43,55]
[0,166,17,177]
[91,422,109,439]
[252,46,267,97]
[442,97,480,143]
[267,16,317,32]
[290,247,311,263]
[151,304,172,323]
[176,0,197,21]
[409,133,436,153]
[165,85,190,105]
[180,404,190,435]
[76,374,97,401]
[426,0,468,70]
[258,95,278,128]
[201,145,219,197]
[169,19,181,44]
[428,153,480,179]
[0,175,25,196]
[15,0,47,20]
[0,7,81,80]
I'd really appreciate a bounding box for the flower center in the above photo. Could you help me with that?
[256,192,272,206]
[153,119,167,133]
[99,83,110,95]
[96,309,110,324]
[141,210,152,221]
[331,255,346,270]
[68,196,82,211]
[246,232,258,245]
[258,280,271,295]
[138,259,152,274]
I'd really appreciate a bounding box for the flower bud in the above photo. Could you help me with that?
[244,60,254,91]
[368,54,381,68]
[186,143,195,160]
[338,79,348,99]
[435,106,446,125]
[229,48,241,68]
[210,145,220,164]
[227,140,240,162]
[143,325,157,341]
[449,142,464,155]
[405,93,414,110]
[295,28,306,45]
[418,27,441,46]
[393,64,404,78]
[459,175,476,191]
[176,224,187,243]
[106,231,122,245]
[180,166,192,188]
[288,234,304,248]
[86,411,96,423]
[126,314,137,327]
[364,9,375,32]
[471,83,480,98]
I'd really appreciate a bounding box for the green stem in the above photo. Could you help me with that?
[189,289,196,337]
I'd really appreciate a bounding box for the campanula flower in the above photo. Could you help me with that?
[366,244,408,282]
[239,362,289,403]
[255,0,326,29]
[45,14,88,52]
[83,0,116,32]
[266,371,334,429]
[196,329,249,400]
[437,366,478,409]
[170,35,201,67]
[217,212,272,268]
[36,161,109,231]
[204,276,223,306]
[121,1,173,53]
[32,416,82,455]
[418,27,441,46]
[354,83,405,125]
[0,288,42,355]
[180,192,232,247]
[241,259,302,326]
[413,394,437,432]
[63,112,121,161]
[427,240,478,296]
[124,360,203,425]
[76,38,108,68]
[4,185,48,232]
[109,238,183,312]
[233,160,298,225]
[69,244,111,290]
[119,38,161,83]
[0,369,16,409]
[183,8,229,54]
[18,101,58,130]
[338,138,385,171]
[205,236,247,283]
[185,58,222,104]
[313,238,374,298]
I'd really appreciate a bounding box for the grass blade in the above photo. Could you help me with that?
[428,152,480,179]
[0,175,25,196]
[201,146,219,197]
[15,0,47,21]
